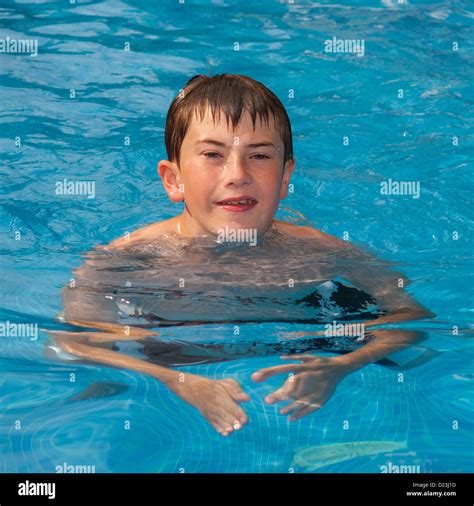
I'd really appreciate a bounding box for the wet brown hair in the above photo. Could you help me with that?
[164,74,294,166]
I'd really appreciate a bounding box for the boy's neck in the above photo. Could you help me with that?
[174,210,276,240]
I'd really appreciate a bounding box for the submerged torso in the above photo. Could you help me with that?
[62,222,385,326]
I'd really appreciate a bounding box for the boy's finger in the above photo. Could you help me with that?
[233,391,251,402]
[223,410,246,431]
[221,381,251,402]
[233,406,248,427]
[280,354,316,362]
[280,399,308,415]
[251,364,296,382]
[221,378,240,389]
[231,417,243,430]
[221,398,248,427]
[265,386,293,404]
[223,403,247,427]
[228,381,250,398]
[216,415,234,433]
[288,401,321,421]
[212,419,231,436]
[237,409,248,425]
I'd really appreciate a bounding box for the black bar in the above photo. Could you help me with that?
[0,473,471,506]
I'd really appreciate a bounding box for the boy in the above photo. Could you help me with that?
[51,74,434,437]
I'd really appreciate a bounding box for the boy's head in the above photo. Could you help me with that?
[158,74,295,238]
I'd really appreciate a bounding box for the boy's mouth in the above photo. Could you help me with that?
[215,195,258,212]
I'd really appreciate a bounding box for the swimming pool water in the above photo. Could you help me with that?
[1,0,473,473]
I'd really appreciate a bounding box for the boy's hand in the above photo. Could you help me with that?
[168,374,250,437]
[251,355,349,421]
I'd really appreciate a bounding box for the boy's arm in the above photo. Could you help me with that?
[312,230,435,324]
[277,232,435,371]
[251,328,427,421]
[338,246,435,326]
[342,269,434,326]
[49,325,249,436]
[332,329,425,373]
[55,264,251,437]
[49,316,179,388]
[51,329,178,385]
[55,246,193,410]
[252,236,435,419]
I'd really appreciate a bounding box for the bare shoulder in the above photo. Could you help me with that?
[273,220,406,282]
[273,219,348,248]
[105,217,178,250]
[65,218,178,289]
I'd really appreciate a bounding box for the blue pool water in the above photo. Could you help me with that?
[1,0,473,473]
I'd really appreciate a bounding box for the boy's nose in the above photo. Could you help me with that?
[223,157,251,186]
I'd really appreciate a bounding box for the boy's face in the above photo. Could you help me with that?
[158,107,294,238]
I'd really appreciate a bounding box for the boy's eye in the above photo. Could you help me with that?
[203,152,222,159]
[202,152,271,161]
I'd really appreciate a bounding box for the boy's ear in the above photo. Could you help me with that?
[157,160,184,203]
[279,158,295,200]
